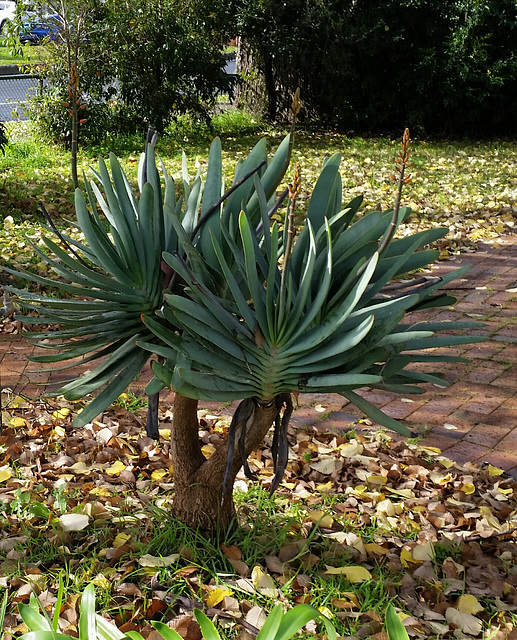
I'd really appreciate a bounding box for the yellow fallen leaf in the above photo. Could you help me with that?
[89,487,111,497]
[316,481,334,492]
[385,488,416,499]
[400,548,415,567]
[498,487,513,495]
[92,574,111,590]
[309,510,334,528]
[9,416,27,428]
[365,543,390,556]
[376,499,399,517]
[151,469,168,481]
[488,465,504,476]
[158,428,171,440]
[52,408,70,421]
[206,588,232,607]
[324,566,372,582]
[105,461,126,476]
[479,506,501,531]
[367,475,387,486]
[460,482,475,495]
[440,459,455,469]
[201,443,216,457]
[0,467,12,483]
[251,566,278,597]
[430,471,453,486]
[113,533,131,548]
[419,446,442,455]
[332,593,361,609]
[457,594,484,615]
[69,461,94,475]
[52,426,66,438]
[318,606,333,620]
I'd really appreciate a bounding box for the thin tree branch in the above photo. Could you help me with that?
[190,159,267,240]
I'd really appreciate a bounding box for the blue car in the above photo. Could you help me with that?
[19,13,60,44]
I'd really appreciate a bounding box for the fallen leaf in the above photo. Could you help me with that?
[310,457,338,475]
[308,510,334,528]
[251,566,279,597]
[324,566,372,582]
[445,607,482,636]
[206,587,232,607]
[105,460,126,476]
[138,554,180,567]
[0,467,12,483]
[457,594,484,615]
[113,533,131,548]
[488,465,505,476]
[58,514,89,532]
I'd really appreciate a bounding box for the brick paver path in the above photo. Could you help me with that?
[2,234,517,475]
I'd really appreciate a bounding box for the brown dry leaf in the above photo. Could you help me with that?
[221,544,242,561]
[265,555,286,574]
[445,607,483,636]
[228,558,250,577]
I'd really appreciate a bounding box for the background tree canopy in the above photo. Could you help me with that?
[234,0,517,136]
[27,0,517,139]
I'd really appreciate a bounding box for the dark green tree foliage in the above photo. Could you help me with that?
[98,0,233,132]
[28,0,233,141]
[236,0,517,135]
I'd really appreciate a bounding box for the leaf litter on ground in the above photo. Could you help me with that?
[1,393,517,639]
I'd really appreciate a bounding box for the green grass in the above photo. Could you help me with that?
[0,43,46,65]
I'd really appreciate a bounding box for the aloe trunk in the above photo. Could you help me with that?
[171,393,278,529]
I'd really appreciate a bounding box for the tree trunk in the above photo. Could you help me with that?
[234,37,268,118]
[170,393,278,530]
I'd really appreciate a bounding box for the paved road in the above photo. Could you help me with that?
[0,74,39,121]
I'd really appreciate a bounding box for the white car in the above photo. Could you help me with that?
[0,0,16,33]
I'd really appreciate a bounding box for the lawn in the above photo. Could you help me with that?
[1,116,517,639]
[1,393,516,639]
[0,43,45,66]
[1,118,517,277]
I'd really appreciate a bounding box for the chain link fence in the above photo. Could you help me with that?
[0,67,40,121]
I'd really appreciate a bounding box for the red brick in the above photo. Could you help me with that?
[493,343,517,362]
[441,441,491,464]
[463,424,511,448]
[469,365,508,384]
[419,396,468,415]
[419,433,465,452]
[479,450,517,471]
[405,409,444,427]
[495,433,517,454]
[379,399,424,420]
